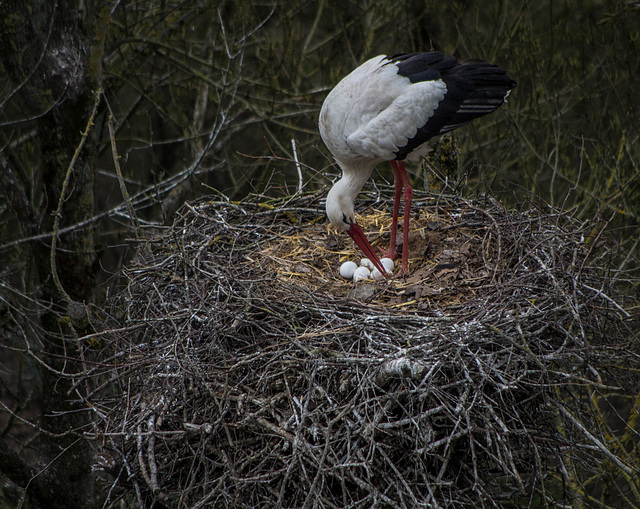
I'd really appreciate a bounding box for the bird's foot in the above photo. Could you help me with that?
[373,246,411,274]
[378,246,410,274]
[377,246,397,260]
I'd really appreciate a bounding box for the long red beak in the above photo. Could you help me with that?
[347,223,387,275]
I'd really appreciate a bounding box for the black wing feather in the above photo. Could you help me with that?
[386,53,516,160]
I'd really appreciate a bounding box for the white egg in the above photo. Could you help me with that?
[371,268,384,281]
[353,266,371,282]
[380,257,395,274]
[339,261,358,279]
[360,258,374,270]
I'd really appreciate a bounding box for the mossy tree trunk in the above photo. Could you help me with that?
[0,1,109,507]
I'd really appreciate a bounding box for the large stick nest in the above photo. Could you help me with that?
[90,188,638,508]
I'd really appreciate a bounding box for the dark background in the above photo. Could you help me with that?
[0,1,638,507]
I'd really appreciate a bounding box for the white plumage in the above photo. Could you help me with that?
[322,55,447,163]
[320,52,515,274]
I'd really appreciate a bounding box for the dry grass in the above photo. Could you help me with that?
[87,187,639,508]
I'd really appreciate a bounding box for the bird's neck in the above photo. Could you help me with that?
[334,161,377,201]
[325,161,378,229]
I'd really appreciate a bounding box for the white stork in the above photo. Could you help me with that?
[319,52,515,274]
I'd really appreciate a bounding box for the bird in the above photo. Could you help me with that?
[319,52,515,274]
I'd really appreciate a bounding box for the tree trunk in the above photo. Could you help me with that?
[0,1,108,507]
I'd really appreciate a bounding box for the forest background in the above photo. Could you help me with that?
[0,0,638,507]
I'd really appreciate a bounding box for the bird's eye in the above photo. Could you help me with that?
[342,213,349,225]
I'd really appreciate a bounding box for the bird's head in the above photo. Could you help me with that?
[326,182,387,275]
[326,183,355,231]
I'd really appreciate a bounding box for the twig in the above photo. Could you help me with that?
[291,138,304,194]
[50,85,102,302]
[550,398,635,476]
[108,114,141,239]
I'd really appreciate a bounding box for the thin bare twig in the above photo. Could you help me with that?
[50,85,102,302]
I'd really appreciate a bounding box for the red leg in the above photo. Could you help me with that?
[379,160,413,272]
[379,161,403,260]
[399,162,413,273]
